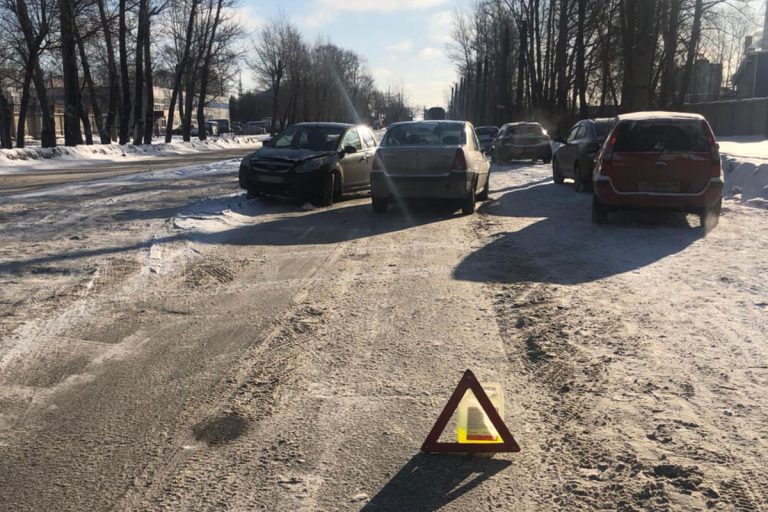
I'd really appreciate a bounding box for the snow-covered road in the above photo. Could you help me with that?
[0,158,766,510]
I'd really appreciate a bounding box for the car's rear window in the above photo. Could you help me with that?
[614,120,709,152]
[382,123,466,146]
[510,125,543,136]
[475,127,498,137]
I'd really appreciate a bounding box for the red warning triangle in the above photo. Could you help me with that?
[421,369,521,453]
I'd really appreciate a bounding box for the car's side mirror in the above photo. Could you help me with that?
[342,145,358,155]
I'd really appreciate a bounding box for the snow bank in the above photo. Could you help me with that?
[0,135,263,174]
[718,137,768,208]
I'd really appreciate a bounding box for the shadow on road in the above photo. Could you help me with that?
[0,200,456,272]
[454,181,703,285]
[362,453,510,512]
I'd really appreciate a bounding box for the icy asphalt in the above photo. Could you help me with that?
[0,157,766,511]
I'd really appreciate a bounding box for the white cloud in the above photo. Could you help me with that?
[229,6,265,32]
[418,47,443,61]
[313,0,447,13]
[428,10,454,44]
[386,39,413,52]
[373,68,394,82]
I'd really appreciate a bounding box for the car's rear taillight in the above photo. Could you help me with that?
[704,122,720,164]
[597,134,617,176]
[452,149,468,171]
[372,151,383,171]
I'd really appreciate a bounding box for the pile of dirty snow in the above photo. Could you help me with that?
[0,136,263,174]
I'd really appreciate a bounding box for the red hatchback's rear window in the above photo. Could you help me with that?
[614,120,709,153]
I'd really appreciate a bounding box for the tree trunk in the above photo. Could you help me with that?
[97,0,119,143]
[60,0,84,146]
[198,0,225,141]
[119,0,131,144]
[676,0,704,107]
[15,65,33,148]
[132,0,147,145]
[166,0,199,143]
[630,0,656,111]
[143,7,154,145]
[75,24,104,144]
[576,0,588,119]
[0,89,13,149]
[271,60,283,135]
[554,0,570,111]
[79,94,94,145]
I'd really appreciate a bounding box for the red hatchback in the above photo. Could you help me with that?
[592,112,724,231]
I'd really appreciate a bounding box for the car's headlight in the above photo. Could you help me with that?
[295,158,326,173]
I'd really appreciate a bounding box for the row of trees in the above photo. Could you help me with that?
[447,0,756,132]
[0,0,242,149]
[247,16,413,133]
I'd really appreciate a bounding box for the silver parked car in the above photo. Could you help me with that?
[370,121,491,214]
[492,122,552,163]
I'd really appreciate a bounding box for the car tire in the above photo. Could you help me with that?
[700,198,722,234]
[461,182,477,215]
[543,147,553,164]
[246,188,261,198]
[318,171,335,207]
[477,174,490,201]
[553,157,565,184]
[592,196,608,224]
[372,196,388,213]
[574,163,585,193]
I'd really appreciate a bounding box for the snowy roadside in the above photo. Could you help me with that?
[719,138,768,208]
[0,135,265,175]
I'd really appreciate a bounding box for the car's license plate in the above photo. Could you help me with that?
[257,175,286,183]
[638,181,680,193]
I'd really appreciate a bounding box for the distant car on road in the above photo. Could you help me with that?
[211,119,231,134]
[424,107,446,120]
[492,122,552,164]
[239,122,378,206]
[475,126,499,154]
[243,121,268,135]
[370,120,490,214]
[592,111,724,231]
[553,118,614,192]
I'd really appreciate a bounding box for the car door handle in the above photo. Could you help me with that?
[655,161,667,167]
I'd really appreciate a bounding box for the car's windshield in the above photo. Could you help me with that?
[614,121,709,152]
[272,125,345,151]
[382,122,466,146]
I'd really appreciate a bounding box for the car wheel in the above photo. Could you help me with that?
[477,174,490,201]
[461,181,477,215]
[318,171,335,207]
[543,147,552,164]
[553,158,565,184]
[372,196,388,213]
[246,188,261,198]
[700,198,722,234]
[333,172,343,201]
[574,163,585,193]
[592,196,608,224]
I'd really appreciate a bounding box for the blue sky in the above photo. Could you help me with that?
[236,0,461,109]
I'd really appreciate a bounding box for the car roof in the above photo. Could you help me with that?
[505,121,542,126]
[292,122,355,129]
[616,111,705,122]
[388,120,467,127]
[591,118,614,124]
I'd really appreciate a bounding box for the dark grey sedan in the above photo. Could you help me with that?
[552,118,614,192]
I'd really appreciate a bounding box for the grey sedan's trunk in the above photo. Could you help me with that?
[376,147,459,175]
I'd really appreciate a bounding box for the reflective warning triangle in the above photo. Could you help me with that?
[421,369,521,453]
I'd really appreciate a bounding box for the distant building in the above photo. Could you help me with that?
[732,48,768,99]
[682,59,723,103]
[0,85,230,142]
